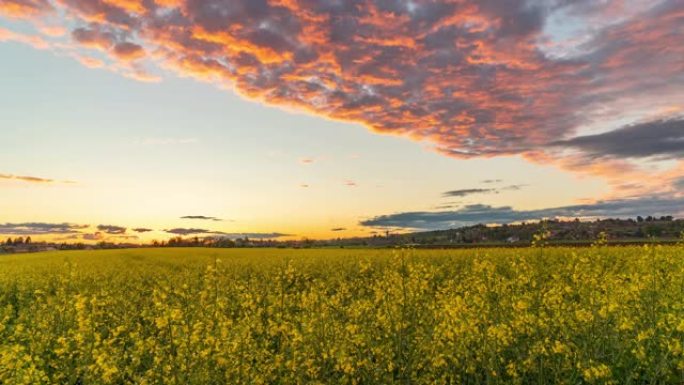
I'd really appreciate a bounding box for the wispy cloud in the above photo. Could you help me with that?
[330,227,346,232]
[361,195,684,230]
[164,228,289,239]
[180,215,223,222]
[0,173,73,184]
[442,185,526,198]
[132,227,153,233]
[442,188,493,198]
[165,228,215,236]
[97,225,127,234]
[0,222,87,235]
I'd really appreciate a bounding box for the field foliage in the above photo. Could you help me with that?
[1,246,683,384]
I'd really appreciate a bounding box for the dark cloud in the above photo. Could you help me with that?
[112,41,145,61]
[442,185,526,197]
[442,188,494,198]
[71,26,116,49]
[132,227,153,233]
[481,179,503,184]
[361,196,684,230]
[0,222,88,235]
[72,25,144,62]
[181,215,223,221]
[165,228,213,236]
[97,225,127,234]
[553,118,684,160]
[331,227,346,232]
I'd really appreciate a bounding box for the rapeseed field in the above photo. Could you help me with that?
[0,245,682,384]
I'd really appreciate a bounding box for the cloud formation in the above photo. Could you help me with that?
[164,228,289,239]
[0,173,74,184]
[132,227,153,233]
[0,222,87,235]
[442,184,525,198]
[97,224,127,234]
[165,228,214,236]
[553,118,684,160]
[2,0,683,193]
[181,215,223,221]
[361,195,684,230]
[82,232,105,241]
[442,188,492,198]
[0,0,52,19]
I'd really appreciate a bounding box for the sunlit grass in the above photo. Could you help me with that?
[1,246,683,384]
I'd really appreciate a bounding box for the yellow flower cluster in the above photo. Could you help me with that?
[0,245,682,384]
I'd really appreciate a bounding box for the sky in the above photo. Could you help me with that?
[0,0,683,243]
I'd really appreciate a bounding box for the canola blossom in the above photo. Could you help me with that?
[0,246,683,384]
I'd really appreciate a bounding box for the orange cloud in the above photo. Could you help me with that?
[73,54,106,68]
[0,27,50,49]
[2,0,682,197]
[0,0,52,19]
[111,41,145,61]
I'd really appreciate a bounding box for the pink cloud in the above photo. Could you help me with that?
[1,0,682,195]
[0,26,50,49]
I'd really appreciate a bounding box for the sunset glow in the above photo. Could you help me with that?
[1,0,683,243]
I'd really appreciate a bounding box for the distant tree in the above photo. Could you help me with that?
[14,237,24,245]
[5,238,11,246]
[25,236,32,244]
[637,216,644,222]
[644,225,662,237]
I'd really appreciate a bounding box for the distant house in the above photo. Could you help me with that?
[507,236,520,243]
